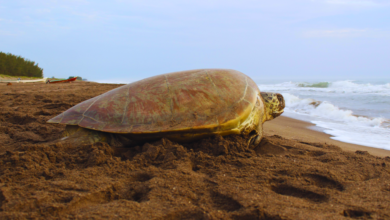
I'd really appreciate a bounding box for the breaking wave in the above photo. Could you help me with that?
[282,93,390,149]
[259,80,390,96]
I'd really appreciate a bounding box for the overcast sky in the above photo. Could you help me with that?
[1,0,389,82]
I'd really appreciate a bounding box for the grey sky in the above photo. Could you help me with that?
[1,0,389,82]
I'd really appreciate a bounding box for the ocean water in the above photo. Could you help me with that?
[257,79,390,150]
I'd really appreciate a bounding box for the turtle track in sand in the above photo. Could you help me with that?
[0,82,390,219]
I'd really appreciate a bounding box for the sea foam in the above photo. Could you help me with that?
[281,93,390,149]
[258,79,390,150]
[283,93,385,126]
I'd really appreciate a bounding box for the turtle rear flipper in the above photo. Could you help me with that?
[61,125,136,148]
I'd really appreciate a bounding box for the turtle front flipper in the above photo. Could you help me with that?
[247,124,263,148]
[248,135,262,148]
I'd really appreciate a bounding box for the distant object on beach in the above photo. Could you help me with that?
[47,69,285,148]
[46,77,78,84]
[0,74,47,83]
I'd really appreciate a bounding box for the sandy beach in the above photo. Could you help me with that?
[1,82,389,219]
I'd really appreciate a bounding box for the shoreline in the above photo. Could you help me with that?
[264,115,390,157]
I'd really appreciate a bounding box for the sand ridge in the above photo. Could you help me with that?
[0,82,389,219]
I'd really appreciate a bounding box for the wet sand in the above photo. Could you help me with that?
[0,82,389,219]
[265,116,390,157]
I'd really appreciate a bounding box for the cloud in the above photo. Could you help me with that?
[320,0,390,6]
[303,28,390,38]
[2,0,390,41]
[0,30,23,36]
[1,1,386,30]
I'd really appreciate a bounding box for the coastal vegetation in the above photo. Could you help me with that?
[298,82,329,88]
[0,52,43,78]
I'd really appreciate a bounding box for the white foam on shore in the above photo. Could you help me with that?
[281,93,390,150]
[314,120,390,149]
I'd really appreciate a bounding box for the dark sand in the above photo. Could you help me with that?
[1,82,389,219]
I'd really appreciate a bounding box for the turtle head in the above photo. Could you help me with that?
[260,92,285,121]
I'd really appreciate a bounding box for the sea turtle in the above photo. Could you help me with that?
[48,69,284,147]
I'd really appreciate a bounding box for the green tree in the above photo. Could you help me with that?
[0,52,43,77]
